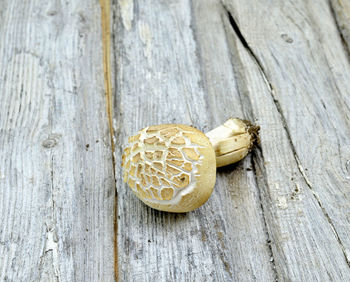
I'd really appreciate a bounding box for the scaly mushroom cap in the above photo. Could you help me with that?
[122,124,216,212]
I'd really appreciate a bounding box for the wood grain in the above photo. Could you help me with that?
[330,0,350,53]
[112,0,273,280]
[0,0,115,281]
[113,0,350,280]
[1,0,350,280]
[221,0,350,279]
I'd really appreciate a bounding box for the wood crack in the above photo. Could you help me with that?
[38,70,61,280]
[39,155,60,281]
[222,6,279,279]
[250,153,279,282]
[223,6,350,269]
[99,0,118,280]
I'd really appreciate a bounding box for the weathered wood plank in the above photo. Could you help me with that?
[113,0,350,280]
[0,0,115,281]
[113,0,275,280]
[221,0,350,279]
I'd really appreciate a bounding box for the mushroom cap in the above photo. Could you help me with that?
[122,124,216,212]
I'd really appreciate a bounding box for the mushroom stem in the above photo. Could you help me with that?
[205,118,260,168]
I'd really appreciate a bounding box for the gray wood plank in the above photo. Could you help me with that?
[0,0,115,281]
[113,0,275,280]
[221,0,350,280]
[113,0,350,280]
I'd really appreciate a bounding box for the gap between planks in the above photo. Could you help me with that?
[99,0,118,280]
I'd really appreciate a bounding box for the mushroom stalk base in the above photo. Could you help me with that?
[205,118,260,168]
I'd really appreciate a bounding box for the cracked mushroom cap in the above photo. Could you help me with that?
[122,124,216,212]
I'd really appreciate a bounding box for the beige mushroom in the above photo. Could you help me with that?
[122,118,259,213]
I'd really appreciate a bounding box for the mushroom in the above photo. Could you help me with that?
[122,118,259,212]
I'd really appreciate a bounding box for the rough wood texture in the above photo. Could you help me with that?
[113,0,275,279]
[221,0,350,279]
[331,0,350,53]
[2,0,350,280]
[0,0,115,281]
[113,0,350,281]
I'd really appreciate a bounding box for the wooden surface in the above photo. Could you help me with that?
[0,0,115,281]
[1,0,350,281]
